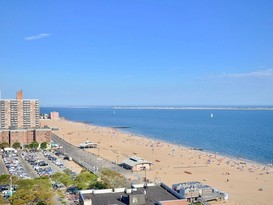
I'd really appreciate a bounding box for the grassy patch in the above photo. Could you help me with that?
[56,190,65,198]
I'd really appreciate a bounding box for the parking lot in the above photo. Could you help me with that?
[0,148,81,205]
[0,148,74,180]
[1,150,33,179]
[22,150,72,177]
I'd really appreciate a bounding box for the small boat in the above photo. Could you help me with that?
[210,113,214,118]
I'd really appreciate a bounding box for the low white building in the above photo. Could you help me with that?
[121,156,153,171]
[3,147,17,153]
[79,141,97,149]
[172,181,229,202]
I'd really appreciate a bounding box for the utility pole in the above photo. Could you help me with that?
[9,175,13,197]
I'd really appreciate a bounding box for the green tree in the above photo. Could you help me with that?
[0,174,11,184]
[51,172,73,187]
[89,181,109,189]
[100,168,128,188]
[10,177,53,205]
[0,142,10,149]
[29,141,39,150]
[40,142,47,150]
[24,144,30,149]
[15,178,35,190]
[74,171,97,190]
[32,178,54,205]
[9,188,35,205]
[63,168,72,175]
[0,174,18,185]
[12,141,21,149]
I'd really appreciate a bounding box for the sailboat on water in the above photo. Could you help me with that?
[210,113,214,118]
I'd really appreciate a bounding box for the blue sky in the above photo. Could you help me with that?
[1,0,273,106]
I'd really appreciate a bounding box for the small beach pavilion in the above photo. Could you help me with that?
[121,156,153,171]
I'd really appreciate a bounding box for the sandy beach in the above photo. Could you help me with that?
[41,119,273,205]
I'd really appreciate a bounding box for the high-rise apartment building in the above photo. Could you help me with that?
[0,98,39,129]
[0,91,51,146]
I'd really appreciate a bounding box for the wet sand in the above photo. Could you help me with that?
[41,119,273,205]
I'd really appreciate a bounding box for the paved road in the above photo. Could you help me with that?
[0,154,8,175]
[51,134,142,183]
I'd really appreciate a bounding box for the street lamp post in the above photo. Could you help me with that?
[84,138,88,150]
[144,167,147,182]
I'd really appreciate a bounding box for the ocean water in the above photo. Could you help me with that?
[41,107,273,164]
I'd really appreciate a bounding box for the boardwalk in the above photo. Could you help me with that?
[51,134,142,184]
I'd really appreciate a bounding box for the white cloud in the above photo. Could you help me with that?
[24,33,51,41]
[223,68,273,79]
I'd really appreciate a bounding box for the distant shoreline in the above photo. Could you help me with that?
[113,106,273,110]
[41,106,273,110]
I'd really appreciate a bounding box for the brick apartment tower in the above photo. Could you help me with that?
[0,90,39,129]
[16,90,23,100]
[0,90,51,146]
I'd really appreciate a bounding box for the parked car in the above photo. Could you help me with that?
[66,186,79,194]
[63,156,72,161]
[53,182,64,189]
[38,161,48,166]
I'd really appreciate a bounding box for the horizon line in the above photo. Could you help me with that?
[40,105,273,110]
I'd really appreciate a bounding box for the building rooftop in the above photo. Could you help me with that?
[157,200,188,205]
[137,186,180,204]
[80,183,185,205]
[130,156,145,162]
[122,156,153,167]
[172,181,229,202]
